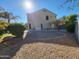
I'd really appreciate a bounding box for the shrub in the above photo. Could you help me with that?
[0,21,9,35]
[0,29,8,35]
[7,23,26,38]
[0,33,15,43]
[0,20,9,29]
[0,30,3,35]
[64,14,77,33]
[64,22,75,33]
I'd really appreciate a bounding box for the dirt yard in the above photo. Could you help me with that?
[12,43,79,59]
[0,31,79,59]
[11,31,79,59]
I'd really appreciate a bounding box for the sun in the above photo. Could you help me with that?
[23,1,34,10]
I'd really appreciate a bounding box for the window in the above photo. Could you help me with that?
[46,16,49,20]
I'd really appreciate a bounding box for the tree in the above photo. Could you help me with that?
[61,0,79,10]
[0,11,20,23]
[0,20,9,35]
[0,6,5,12]
[0,6,5,18]
[0,6,20,23]
[0,20,9,29]
[64,14,78,33]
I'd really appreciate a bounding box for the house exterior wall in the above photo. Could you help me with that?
[27,9,56,30]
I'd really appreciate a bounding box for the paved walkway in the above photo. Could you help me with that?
[27,30,65,40]
[26,30,78,46]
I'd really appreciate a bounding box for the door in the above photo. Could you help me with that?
[29,24,31,29]
[41,24,43,30]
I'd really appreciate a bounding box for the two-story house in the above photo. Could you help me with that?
[27,8,57,30]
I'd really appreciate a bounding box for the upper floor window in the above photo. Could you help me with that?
[46,15,49,20]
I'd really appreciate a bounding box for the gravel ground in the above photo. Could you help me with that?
[11,32,79,59]
[0,31,79,59]
[12,43,79,59]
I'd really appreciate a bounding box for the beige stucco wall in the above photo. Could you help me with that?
[27,9,56,30]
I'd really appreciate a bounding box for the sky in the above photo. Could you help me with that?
[0,0,79,24]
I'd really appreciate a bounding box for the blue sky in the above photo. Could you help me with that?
[0,0,79,24]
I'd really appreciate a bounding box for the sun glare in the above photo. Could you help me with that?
[23,1,34,11]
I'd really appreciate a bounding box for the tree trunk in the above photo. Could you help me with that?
[8,18,10,23]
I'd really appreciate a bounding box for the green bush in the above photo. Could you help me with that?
[7,23,26,38]
[64,14,77,33]
[64,22,75,33]
[0,21,9,35]
[0,30,4,35]
[0,33,16,43]
[0,29,8,35]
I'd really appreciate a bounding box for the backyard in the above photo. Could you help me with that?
[0,30,79,59]
[0,0,79,59]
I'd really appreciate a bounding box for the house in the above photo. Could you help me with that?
[56,16,65,29]
[57,16,65,26]
[27,8,57,30]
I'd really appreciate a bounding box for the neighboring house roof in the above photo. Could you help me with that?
[58,16,65,20]
[27,8,57,16]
